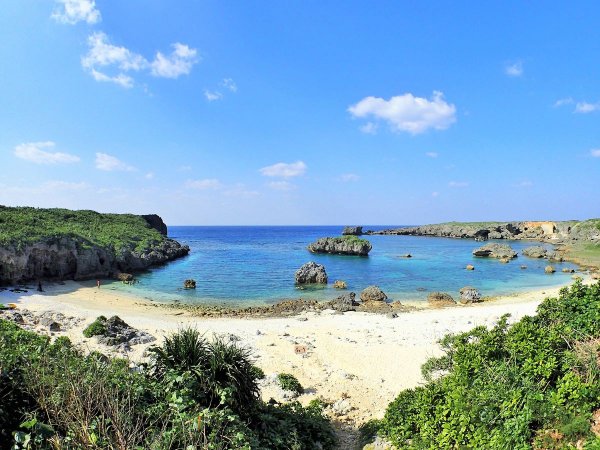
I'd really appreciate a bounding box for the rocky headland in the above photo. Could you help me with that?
[0,206,189,285]
[308,236,372,256]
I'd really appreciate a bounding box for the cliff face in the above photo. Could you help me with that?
[0,207,189,285]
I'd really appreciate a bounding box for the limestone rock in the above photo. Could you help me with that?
[428,292,456,307]
[116,272,134,282]
[360,285,387,303]
[522,246,548,258]
[472,243,517,259]
[466,264,475,270]
[342,226,363,236]
[184,279,197,289]
[308,237,372,256]
[459,286,481,303]
[328,292,357,312]
[562,268,575,273]
[295,262,328,284]
[545,266,556,274]
[333,280,347,289]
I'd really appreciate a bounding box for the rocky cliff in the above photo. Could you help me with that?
[0,206,189,285]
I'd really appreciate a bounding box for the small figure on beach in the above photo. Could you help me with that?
[97,279,101,288]
[37,281,43,292]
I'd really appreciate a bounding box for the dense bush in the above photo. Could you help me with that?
[0,323,335,449]
[277,373,305,395]
[373,281,600,449]
[82,315,108,338]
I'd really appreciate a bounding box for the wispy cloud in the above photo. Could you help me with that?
[448,181,469,188]
[591,149,600,158]
[14,141,80,164]
[338,173,360,182]
[221,78,237,92]
[425,151,439,158]
[204,90,222,101]
[95,152,136,171]
[51,0,100,25]
[505,61,523,77]
[575,101,600,114]
[348,91,456,135]
[185,178,222,190]
[267,181,295,191]
[81,32,198,88]
[259,161,307,178]
[359,122,378,134]
[553,97,573,107]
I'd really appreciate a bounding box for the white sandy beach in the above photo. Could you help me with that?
[2,279,581,434]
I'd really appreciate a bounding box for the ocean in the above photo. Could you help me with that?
[112,226,578,306]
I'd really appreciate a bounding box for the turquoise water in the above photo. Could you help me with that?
[113,226,579,306]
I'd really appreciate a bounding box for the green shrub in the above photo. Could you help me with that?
[375,281,600,449]
[82,315,107,338]
[277,373,304,395]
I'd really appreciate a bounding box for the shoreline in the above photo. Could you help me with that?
[2,277,591,434]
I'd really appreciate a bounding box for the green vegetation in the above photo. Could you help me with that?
[0,206,164,253]
[277,373,304,395]
[0,324,335,449]
[339,235,371,245]
[82,315,107,338]
[369,281,600,449]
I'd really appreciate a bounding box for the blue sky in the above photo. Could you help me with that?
[1,1,599,225]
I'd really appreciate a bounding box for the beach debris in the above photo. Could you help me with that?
[342,226,363,236]
[295,261,328,284]
[459,286,482,304]
[545,265,556,274]
[466,264,475,270]
[472,243,517,259]
[333,280,347,289]
[360,286,388,303]
[427,292,456,307]
[184,279,197,289]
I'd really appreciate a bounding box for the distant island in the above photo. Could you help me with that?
[0,206,189,285]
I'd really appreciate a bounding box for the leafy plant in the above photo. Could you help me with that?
[82,315,107,338]
[277,373,304,395]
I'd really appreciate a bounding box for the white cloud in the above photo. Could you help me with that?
[150,43,198,79]
[505,61,523,77]
[14,141,80,164]
[575,101,600,114]
[90,69,134,88]
[591,149,600,158]
[204,90,222,101]
[348,91,456,135]
[359,122,378,134]
[425,152,439,158]
[145,172,155,179]
[338,173,360,182]
[259,161,307,178]
[448,181,469,188]
[554,97,573,107]
[267,181,295,191]
[221,78,237,92]
[51,0,100,25]
[95,152,136,171]
[186,178,222,190]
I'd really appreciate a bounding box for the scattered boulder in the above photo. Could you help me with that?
[545,266,556,274]
[522,246,547,258]
[295,262,328,284]
[360,285,388,303]
[499,258,510,264]
[331,398,353,416]
[592,272,600,280]
[386,312,398,319]
[342,226,363,236]
[562,268,575,273]
[116,272,134,282]
[333,280,347,289]
[547,251,563,262]
[308,237,372,256]
[459,286,481,304]
[184,279,197,289]
[85,315,156,348]
[427,292,456,307]
[328,292,357,312]
[398,254,412,258]
[472,243,517,259]
[520,265,528,270]
[466,264,475,270]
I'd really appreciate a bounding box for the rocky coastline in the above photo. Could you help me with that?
[0,207,189,285]
[307,236,372,256]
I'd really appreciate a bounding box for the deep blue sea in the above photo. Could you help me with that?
[112,226,578,306]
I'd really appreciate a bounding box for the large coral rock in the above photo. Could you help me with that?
[427,292,456,307]
[472,243,517,259]
[308,237,372,256]
[459,286,482,304]
[360,285,387,303]
[295,262,328,284]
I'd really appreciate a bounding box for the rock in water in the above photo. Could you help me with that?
[427,292,456,307]
[184,279,197,289]
[360,285,387,303]
[472,243,517,259]
[545,266,556,274]
[295,262,328,284]
[459,286,481,303]
[116,272,134,282]
[333,280,347,289]
[466,264,475,270]
[307,237,372,256]
[342,226,363,236]
[522,246,548,258]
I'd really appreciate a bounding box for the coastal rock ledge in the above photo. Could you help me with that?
[472,243,517,259]
[308,236,372,256]
[0,206,189,285]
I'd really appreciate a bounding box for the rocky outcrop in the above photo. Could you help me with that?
[327,292,358,312]
[522,246,548,258]
[545,266,556,274]
[459,286,481,303]
[184,279,197,289]
[427,292,456,307]
[360,286,387,303]
[333,280,347,289]
[142,214,168,236]
[295,262,328,284]
[308,237,372,256]
[342,226,363,236]
[472,243,517,259]
[86,315,156,349]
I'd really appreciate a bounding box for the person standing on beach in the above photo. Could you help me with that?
[97,279,101,288]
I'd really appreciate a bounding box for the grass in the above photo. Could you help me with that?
[0,206,164,253]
